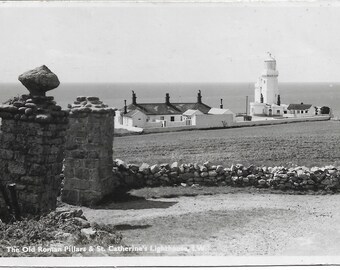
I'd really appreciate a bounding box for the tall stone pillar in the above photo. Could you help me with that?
[61,97,117,206]
[0,191,8,219]
[0,66,69,216]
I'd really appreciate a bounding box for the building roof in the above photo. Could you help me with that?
[124,102,211,115]
[287,104,313,110]
[183,109,204,116]
[123,109,143,118]
[208,108,235,115]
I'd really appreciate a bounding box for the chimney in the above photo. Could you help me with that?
[220,99,223,109]
[197,90,202,104]
[165,93,170,105]
[132,90,137,105]
[124,100,127,114]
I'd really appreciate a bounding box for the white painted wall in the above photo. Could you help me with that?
[250,103,289,117]
[122,116,133,127]
[289,108,315,117]
[250,102,266,116]
[148,114,183,123]
[122,110,148,128]
[195,114,234,128]
[263,76,279,105]
[163,121,187,127]
[144,121,163,128]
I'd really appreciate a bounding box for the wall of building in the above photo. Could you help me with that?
[122,116,133,127]
[144,121,163,128]
[148,114,183,123]
[121,113,184,128]
[163,120,188,128]
[250,103,289,117]
[250,102,266,116]
[289,109,315,117]
[122,111,148,128]
[195,114,234,128]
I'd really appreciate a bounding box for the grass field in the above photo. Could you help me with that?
[113,121,340,168]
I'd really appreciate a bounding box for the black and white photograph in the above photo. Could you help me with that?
[0,0,340,268]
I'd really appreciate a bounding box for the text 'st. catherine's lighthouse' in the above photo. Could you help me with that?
[254,52,279,105]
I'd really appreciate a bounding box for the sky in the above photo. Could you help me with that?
[0,1,340,83]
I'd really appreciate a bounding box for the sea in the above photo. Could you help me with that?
[0,82,339,117]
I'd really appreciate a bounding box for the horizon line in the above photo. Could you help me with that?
[0,81,339,85]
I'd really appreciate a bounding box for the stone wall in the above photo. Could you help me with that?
[62,97,117,206]
[113,159,340,193]
[0,188,8,219]
[0,95,69,215]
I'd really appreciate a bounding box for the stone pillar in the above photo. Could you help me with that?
[0,191,8,219]
[0,66,69,216]
[61,97,117,206]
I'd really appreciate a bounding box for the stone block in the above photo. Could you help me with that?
[8,161,26,175]
[0,149,14,160]
[28,164,47,176]
[61,189,80,205]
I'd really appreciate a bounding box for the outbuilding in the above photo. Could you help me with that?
[287,103,315,117]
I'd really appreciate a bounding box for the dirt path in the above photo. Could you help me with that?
[81,193,340,256]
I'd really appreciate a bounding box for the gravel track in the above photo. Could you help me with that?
[82,193,340,256]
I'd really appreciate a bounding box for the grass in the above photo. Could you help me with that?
[112,121,340,168]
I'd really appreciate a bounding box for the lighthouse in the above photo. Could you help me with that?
[250,53,287,117]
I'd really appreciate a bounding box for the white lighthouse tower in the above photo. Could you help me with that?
[261,52,279,104]
[250,53,287,117]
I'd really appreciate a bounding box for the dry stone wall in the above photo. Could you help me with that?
[62,97,117,206]
[113,159,340,193]
[0,66,69,216]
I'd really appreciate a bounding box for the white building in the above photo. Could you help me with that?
[182,109,203,126]
[116,91,211,128]
[116,91,236,129]
[287,103,316,117]
[250,53,288,117]
[182,108,235,128]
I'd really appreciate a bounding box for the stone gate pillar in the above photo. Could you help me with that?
[0,66,69,216]
[61,97,117,206]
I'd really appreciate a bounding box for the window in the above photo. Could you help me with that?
[305,110,308,113]
[277,110,280,114]
[180,116,183,121]
[160,116,164,120]
[301,111,304,114]
[297,111,300,114]
[170,116,175,122]
[284,111,287,114]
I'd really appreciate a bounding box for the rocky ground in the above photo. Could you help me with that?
[81,187,340,256]
[0,207,123,257]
